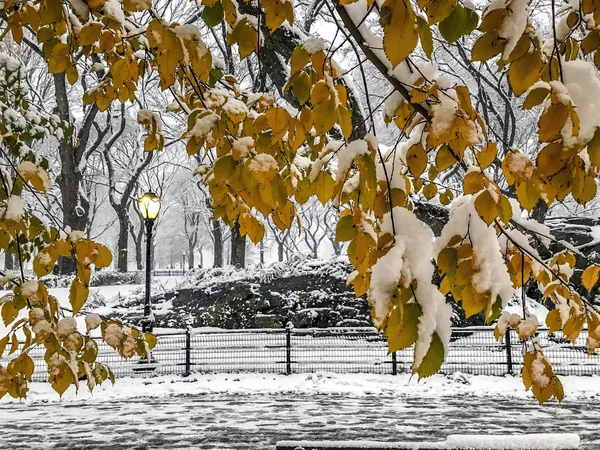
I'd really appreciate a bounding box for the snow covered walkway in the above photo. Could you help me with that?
[1,373,599,449]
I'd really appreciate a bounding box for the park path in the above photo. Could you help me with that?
[0,392,597,449]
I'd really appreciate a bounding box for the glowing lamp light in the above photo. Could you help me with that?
[137,192,162,221]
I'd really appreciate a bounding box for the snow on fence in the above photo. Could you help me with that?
[7,326,600,382]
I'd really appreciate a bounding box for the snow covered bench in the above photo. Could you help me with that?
[275,434,580,450]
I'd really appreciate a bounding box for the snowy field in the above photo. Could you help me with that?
[1,373,600,449]
[0,276,185,338]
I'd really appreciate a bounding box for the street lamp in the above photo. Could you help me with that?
[137,192,162,333]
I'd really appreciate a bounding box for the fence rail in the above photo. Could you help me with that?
[4,327,600,382]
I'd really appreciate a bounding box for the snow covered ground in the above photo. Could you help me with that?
[0,276,185,337]
[1,373,599,449]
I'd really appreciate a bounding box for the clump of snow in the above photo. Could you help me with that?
[506,151,534,179]
[435,195,515,312]
[382,91,403,122]
[248,153,278,174]
[104,323,124,348]
[335,139,369,185]
[516,314,538,338]
[369,207,452,368]
[28,307,44,326]
[69,230,85,242]
[4,195,24,221]
[485,0,530,59]
[32,319,53,337]
[191,111,220,137]
[233,137,254,159]
[496,312,521,337]
[56,318,77,338]
[0,53,20,72]
[103,0,125,25]
[20,280,39,298]
[18,161,51,191]
[222,97,249,117]
[302,37,327,54]
[531,355,551,388]
[68,0,90,19]
[85,314,102,332]
[561,60,600,146]
[309,141,343,182]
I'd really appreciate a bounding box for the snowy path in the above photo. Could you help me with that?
[1,392,599,449]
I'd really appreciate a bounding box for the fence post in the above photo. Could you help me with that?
[392,351,397,375]
[286,323,292,375]
[505,327,513,375]
[184,327,191,377]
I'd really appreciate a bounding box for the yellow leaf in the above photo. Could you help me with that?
[94,243,112,268]
[313,97,337,135]
[508,49,542,96]
[406,143,427,178]
[554,377,564,402]
[123,0,152,12]
[380,0,419,67]
[435,145,457,172]
[290,45,310,74]
[262,0,294,31]
[213,155,236,183]
[228,18,258,60]
[545,309,562,333]
[438,247,458,275]
[478,142,497,169]
[423,183,437,199]
[463,171,484,194]
[314,171,335,205]
[78,22,103,46]
[471,31,504,61]
[424,0,457,24]
[439,188,453,205]
[51,362,74,397]
[516,178,540,212]
[582,265,600,292]
[461,285,488,317]
[1,302,18,327]
[474,189,497,225]
[523,86,549,109]
[416,16,433,58]
[536,143,566,177]
[496,194,512,225]
[69,279,89,315]
[413,331,445,379]
[563,314,584,343]
[539,103,569,142]
[386,303,420,352]
[145,333,157,350]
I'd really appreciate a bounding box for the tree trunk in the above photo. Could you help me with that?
[57,175,88,274]
[278,242,284,262]
[4,252,13,270]
[188,244,195,270]
[117,212,129,272]
[230,220,246,268]
[259,240,264,265]
[54,73,96,274]
[213,217,223,268]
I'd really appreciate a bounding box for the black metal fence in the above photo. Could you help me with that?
[6,326,600,382]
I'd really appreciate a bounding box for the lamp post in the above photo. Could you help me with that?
[137,192,162,334]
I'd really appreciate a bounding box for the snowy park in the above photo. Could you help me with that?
[4,0,600,448]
